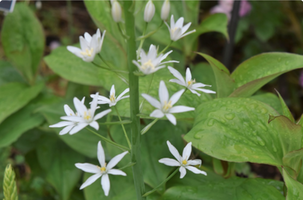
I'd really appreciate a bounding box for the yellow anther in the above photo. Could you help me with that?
[141,60,155,70]
[110,94,116,102]
[163,100,172,111]
[187,79,195,86]
[100,167,106,172]
[182,160,187,165]
[83,111,91,121]
[80,48,94,57]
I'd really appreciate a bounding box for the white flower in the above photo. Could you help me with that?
[75,141,128,196]
[144,0,155,22]
[159,141,207,179]
[111,0,122,22]
[142,81,194,125]
[132,44,178,75]
[49,93,111,135]
[67,29,106,62]
[165,15,196,41]
[168,67,216,96]
[91,85,129,107]
[161,0,170,20]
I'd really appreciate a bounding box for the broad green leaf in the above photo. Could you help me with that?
[39,100,105,158]
[44,46,127,90]
[0,60,25,85]
[0,104,44,148]
[276,90,295,122]
[230,53,303,97]
[163,171,284,200]
[184,98,303,166]
[283,149,303,178]
[37,135,84,200]
[197,53,235,97]
[282,168,303,200]
[1,3,44,83]
[0,82,43,123]
[249,92,283,115]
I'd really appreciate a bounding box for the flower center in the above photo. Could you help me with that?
[80,48,94,57]
[163,100,172,111]
[83,110,92,121]
[182,160,187,165]
[187,79,195,86]
[100,167,106,172]
[171,27,180,34]
[110,93,116,103]
[141,60,155,71]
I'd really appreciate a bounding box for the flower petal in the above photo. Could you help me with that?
[117,88,129,101]
[101,174,110,196]
[74,97,87,116]
[97,141,106,166]
[185,68,192,83]
[60,116,84,122]
[169,106,195,114]
[59,125,74,135]
[67,46,82,58]
[186,166,207,176]
[49,121,74,128]
[159,81,169,105]
[179,166,187,179]
[175,17,184,28]
[69,123,88,135]
[108,169,127,176]
[89,121,99,130]
[94,109,112,120]
[169,79,186,87]
[169,89,184,106]
[159,158,180,166]
[150,109,165,118]
[187,159,202,166]
[168,67,186,85]
[182,142,192,160]
[166,141,181,162]
[107,151,128,170]
[188,89,201,96]
[79,173,101,190]
[193,88,216,94]
[142,94,161,109]
[64,104,75,116]
[165,113,176,125]
[75,163,100,173]
[90,92,99,116]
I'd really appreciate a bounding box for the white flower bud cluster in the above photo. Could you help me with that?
[144,0,171,22]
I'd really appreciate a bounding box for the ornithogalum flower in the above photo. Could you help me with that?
[168,67,216,96]
[133,44,178,75]
[165,15,196,41]
[161,0,170,20]
[142,81,194,125]
[49,93,111,135]
[144,0,155,22]
[159,141,207,179]
[75,141,128,196]
[91,85,129,107]
[67,29,105,62]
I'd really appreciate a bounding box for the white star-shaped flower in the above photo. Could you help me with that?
[49,93,111,135]
[67,29,105,62]
[159,141,207,179]
[165,15,196,41]
[142,80,194,125]
[91,85,129,107]
[75,141,128,196]
[132,44,178,75]
[168,66,216,96]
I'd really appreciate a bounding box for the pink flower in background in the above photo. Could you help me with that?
[300,70,303,88]
[210,0,251,21]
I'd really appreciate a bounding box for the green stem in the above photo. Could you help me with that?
[137,21,164,41]
[139,73,154,111]
[158,40,173,55]
[114,107,132,149]
[137,22,148,59]
[141,118,158,135]
[124,1,146,199]
[117,22,129,40]
[92,61,126,73]
[142,168,179,197]
[86,128,129,151]
[99,120,132,125]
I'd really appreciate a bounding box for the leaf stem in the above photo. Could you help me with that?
[140,73,154,111]
[142,168,179,197]
[86,127,129,151]
[137,22,148,60]
[114,106,132,149]
[158,40,173,55]
[137,21,163,41]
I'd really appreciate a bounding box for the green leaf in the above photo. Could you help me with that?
[0,104,44,148]
[163,170,284,200]
[184,98,303,166]
[0,82,44,123]
[283,149,303,178]
[39,100,105,158]
[197,53,235,98]
[230,53,303,97]
[1,3,44,83]
[0,60,25,85]
[44,46,127,90]
[37,135,85,200]
[249,92,283,115]
[282,168,303,200]
[276,90,295,122]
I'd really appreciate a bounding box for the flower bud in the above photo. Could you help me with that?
[111,0,122,22]
[161,0,170,20]
[144,0,155,22]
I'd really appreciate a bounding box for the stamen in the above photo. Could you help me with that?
[80,48,94,57]
[182,160,187,165]
[141,60,155,71]
[163,100,172,111]
[187,79,195,86]
[83,111,91,121]
[110,93,116,103]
